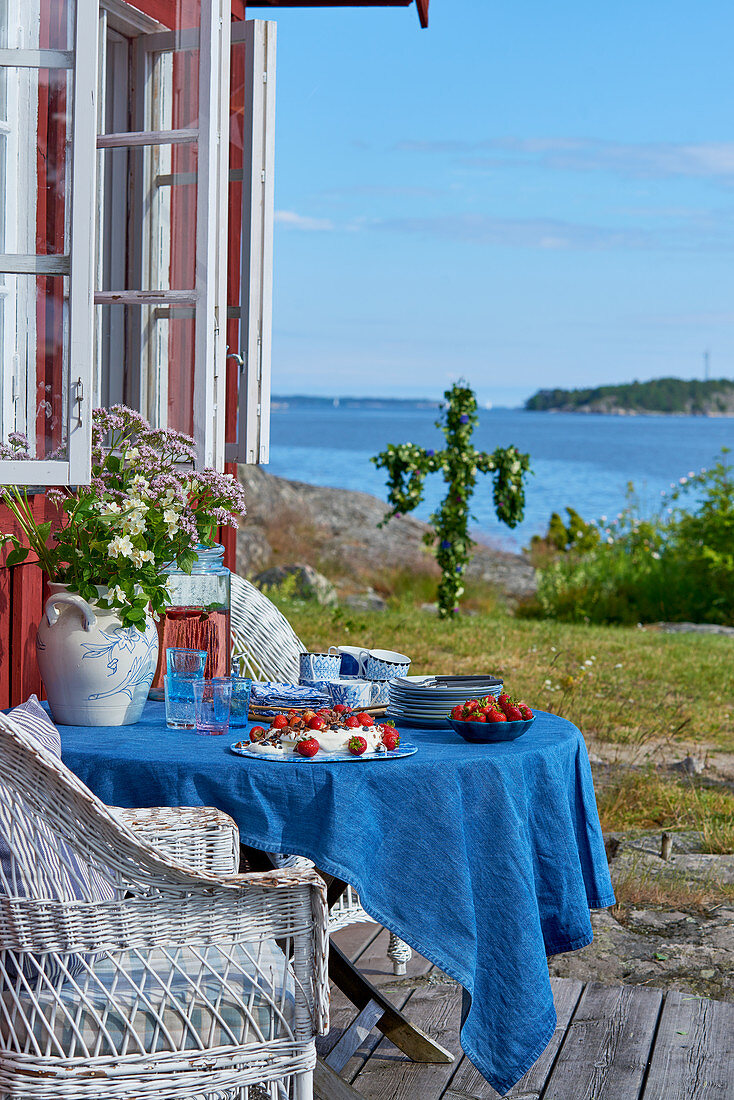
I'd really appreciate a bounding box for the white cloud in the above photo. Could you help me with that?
[275,209,334,232]
[397,137,734,182]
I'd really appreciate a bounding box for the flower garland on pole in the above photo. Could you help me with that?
[372,382,531,617]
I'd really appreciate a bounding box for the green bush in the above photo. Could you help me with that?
[533,451,734,625]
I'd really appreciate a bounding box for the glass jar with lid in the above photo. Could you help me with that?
[150,544,231,695]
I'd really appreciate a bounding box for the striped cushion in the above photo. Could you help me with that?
[0,697,116,981]
[1,941,295,1058]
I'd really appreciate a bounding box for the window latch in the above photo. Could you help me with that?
[74,377,84,426]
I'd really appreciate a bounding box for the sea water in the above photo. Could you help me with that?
[268,405,734,550]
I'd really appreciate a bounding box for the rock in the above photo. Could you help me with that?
[237,527,273,576]
[237,465,536,602]
[670,755,706,776]
[654,622,734,636]
[627,909,689,931]
[253,563,337,607]
[343,590,387,613]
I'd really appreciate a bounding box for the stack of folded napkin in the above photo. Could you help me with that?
[249,682,330,715]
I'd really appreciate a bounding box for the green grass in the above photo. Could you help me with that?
[281,602,734,751]
[597,772,734,854]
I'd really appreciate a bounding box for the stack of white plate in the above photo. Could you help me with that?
[387,675,503,729]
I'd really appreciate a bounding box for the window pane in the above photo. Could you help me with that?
[0,0,75,51]
[95,302,195,437]
[0,273,68,459]
[0,66,71,259]
[98,143,198,293]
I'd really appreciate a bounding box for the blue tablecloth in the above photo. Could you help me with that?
[59,703,614,1096]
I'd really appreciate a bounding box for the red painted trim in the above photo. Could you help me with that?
[11,563,44,704]
[416,0,428,27]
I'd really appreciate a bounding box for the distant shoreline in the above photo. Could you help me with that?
[271,396,734,419]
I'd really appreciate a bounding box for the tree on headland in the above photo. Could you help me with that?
[372,382,531,618]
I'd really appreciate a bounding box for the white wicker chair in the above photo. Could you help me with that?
[229,573,413,977]
[0,711,329,1100]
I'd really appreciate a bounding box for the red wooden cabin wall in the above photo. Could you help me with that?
[0,0,248,706]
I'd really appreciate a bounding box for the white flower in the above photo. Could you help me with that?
[679,477,687,485]
[108,534,135,559]
[123,513,146,537]
[511,461,521,474]
[584,659,593,667]
[97,500,122,515]
[129,475,150,494]
[614,663,623,669]
[652,551,661,560]
[131,547,154,567]
[163,507,179,528]
[109,584,126,605]
[607,536,614,544]
[127,447,140,461]
[550,646,556,652]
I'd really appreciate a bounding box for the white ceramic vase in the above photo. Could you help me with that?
[36,583,159,726]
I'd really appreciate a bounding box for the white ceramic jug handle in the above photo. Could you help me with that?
[44,593,97,632]
[328,646,340,656]
[357,649,370,677]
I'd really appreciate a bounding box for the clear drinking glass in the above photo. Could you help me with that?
[193,678,232,736]
[167,648,207,678]
[165,675,200,730]
[229,675,252,729]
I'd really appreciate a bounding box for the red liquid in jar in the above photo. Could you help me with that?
[152,606,231,690]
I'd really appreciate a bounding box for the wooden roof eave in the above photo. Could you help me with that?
[246,0,429,28]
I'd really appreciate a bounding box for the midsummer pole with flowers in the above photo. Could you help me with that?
[372,381,531,618]
[0,405,246,724]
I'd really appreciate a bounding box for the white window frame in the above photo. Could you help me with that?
[0,0,98,486]
[227,19,275,466]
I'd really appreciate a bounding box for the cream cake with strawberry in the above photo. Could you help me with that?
[239,705,401,757]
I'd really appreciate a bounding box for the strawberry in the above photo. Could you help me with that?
[382,729,400,751]
[464,698,480,712]
[451,704,465,719]
[485,710,507,724]
[498,695,516,719]
[288,715,302,728]
[308,716,326,731]
[249,725,267,742]
[333,703,350,714]
[272,714,289,729]
[470,712,487,722]
[518,703,533,721]
[302,709,316,721]
[345,715,361,728]
[348,735,368,756]
[505,704,523,722]
[296,737,320,757]
[357,712,374,727]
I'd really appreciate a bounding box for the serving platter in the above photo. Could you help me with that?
[229,741,417,763]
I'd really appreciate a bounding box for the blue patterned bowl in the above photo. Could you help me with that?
[448,716,534,743]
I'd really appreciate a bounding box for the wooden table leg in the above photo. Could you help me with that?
[240,847,454,1095]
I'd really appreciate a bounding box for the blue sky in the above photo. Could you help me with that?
[262,0,734,406]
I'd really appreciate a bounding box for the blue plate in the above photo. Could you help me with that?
[229,740,417,762]
[448,716,534,743]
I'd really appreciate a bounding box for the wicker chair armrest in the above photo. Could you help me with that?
[111,806,239,876]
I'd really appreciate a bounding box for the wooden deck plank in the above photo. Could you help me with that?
[350,973,462,1100]
[444,977,585,1100]
[641,990,734,1100]
[542,982,663,1100]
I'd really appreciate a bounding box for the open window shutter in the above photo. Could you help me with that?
[0,0,98,485]
[226,19,275,466]
[93,0,231,471]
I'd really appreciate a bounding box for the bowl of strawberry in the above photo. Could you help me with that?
[448,693,535,743]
